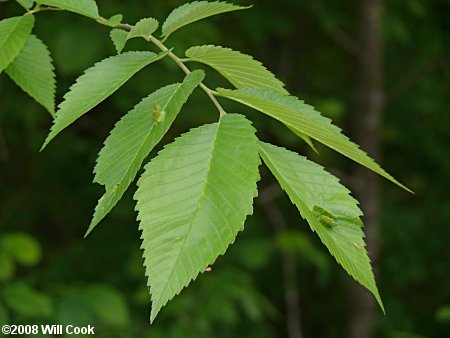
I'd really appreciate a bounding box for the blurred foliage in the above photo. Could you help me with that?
[0,0,449,337]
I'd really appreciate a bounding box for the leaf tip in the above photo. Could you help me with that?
[374,291,385,314]
[405,186,415,194]
[40,131,55,151]
[394,180,414,194]
[149,307,160,324]
[39,141,48,152]
[84,226,94,239]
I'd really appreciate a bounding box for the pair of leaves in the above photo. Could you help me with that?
[134,113,383,321]
[182,43,405,190]
[86,70,205,236]
[217,88,410,191]
[182,44,406,191]
[184,44,318,149]
[0,15,56,115]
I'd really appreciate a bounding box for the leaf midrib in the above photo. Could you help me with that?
[152,119,222,308]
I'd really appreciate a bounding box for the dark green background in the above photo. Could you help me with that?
[0,0,449,337]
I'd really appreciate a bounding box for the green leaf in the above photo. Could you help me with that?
[5,35,56,116]
[0,15,35,73]
[86,70,205,236]
[259,142,383,311]
[83,285,129,326]
[128,17,159,41]
[185,45,288,94]
[110,28,128,54]
[218,88,410,191]
[135,114,260,322]
[162,1,250,39]
[16,0,34,9]
[3,283,53,318]
[1,232,42,266]
[34,0,99,19]
[42,51,167,149]
[105,14,123,27]
[0,253,15,281]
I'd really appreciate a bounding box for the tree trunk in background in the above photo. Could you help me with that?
[349,0,384,337]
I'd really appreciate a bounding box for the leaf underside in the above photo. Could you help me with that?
[42,51,167,149]
[0,15,35,73]
[161,1,250,39]
[34,0,99,19]
[135,113,260,322]
[218,88,410,191]
[259,142,384,311]
[185,45,288,95]
[86,70,205,236]
[6,35,56,116]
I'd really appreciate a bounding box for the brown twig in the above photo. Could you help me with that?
[26,7,65,14]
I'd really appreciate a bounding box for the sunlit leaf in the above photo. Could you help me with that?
[259,142,383,311]
[135,114,260,321]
